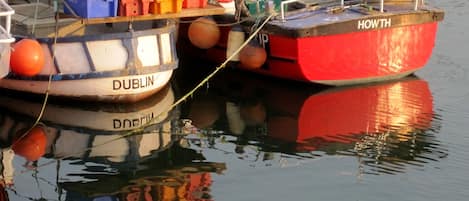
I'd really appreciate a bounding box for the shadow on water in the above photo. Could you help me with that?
[0,60,448,200]
[0,85,225,201]
[175,62,448,175]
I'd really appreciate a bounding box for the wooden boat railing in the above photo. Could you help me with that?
[9,1,227,37]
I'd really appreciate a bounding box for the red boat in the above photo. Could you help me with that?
[180,0,444,85]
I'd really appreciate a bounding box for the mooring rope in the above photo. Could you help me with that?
[31,0,59,127]
[169,13,276,114]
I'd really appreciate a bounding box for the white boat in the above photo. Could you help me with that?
[0,2,178,102]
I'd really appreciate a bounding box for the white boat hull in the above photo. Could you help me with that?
[4,5,179,102]
[0,70,173,102]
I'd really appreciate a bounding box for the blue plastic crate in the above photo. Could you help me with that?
[64,0,118,18]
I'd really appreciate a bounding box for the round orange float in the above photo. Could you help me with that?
[10,38,45,77]
[239,41,267,70]
[188,17,220,49]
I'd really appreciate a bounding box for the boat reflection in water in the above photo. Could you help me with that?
[182,70,446,175]
[0,85,225,201]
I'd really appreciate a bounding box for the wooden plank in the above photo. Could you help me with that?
[49,20,85,38]
[80,5,226,25]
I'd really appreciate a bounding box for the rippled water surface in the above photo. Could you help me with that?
[1,0,468,200]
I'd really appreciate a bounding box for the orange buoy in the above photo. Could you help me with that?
[239,41,267,70]
[12,126,47,161]
[10,38,45,77]
[188,17,220,49]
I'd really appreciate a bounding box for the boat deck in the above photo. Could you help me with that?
[263,1,444,37]
[271,2,441,28]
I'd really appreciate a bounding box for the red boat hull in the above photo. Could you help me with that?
[205,22,438,85]
[266,22,438,85]
[179,1,444,86]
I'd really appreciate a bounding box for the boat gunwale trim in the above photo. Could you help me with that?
[3,61,178,81]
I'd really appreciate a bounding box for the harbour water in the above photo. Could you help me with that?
[1,0,468,200]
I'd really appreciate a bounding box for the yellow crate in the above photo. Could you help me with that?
[149,0,183,14]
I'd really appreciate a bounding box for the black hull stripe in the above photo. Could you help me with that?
[4,61,178,81]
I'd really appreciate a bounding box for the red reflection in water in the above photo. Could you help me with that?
[267,79,433,151]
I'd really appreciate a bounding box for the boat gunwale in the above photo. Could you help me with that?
[2,61,178,81]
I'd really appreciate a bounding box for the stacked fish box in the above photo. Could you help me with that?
[182,0,208,9]
[63,0,185,18]
[64,0,119,18]
[149,0,183,14]
[119,0,154,16]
